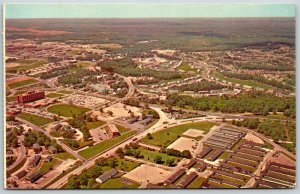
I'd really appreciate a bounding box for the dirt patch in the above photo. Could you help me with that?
[123,164,171,184]
[6,63,21,68]
[244,133,264,144]
[6,76,31,84]
[167,137,198,154]
[182,129,204,138]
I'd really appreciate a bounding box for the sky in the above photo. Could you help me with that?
[5,4,295,18]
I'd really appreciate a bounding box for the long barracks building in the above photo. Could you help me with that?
[16,91,45,103]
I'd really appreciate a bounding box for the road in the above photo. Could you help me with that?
[7,135,26,172]
[47,106,168,188]
[15,118,87,163]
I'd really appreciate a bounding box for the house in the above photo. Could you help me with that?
[48,146,57,154]
[29,155,41,167]
[45,155,52,162]
[15,170,27,180]
[105,124,121,138]
[95,169,118,183]
[32,143,41,153]
[52,123,61,131]
[26,172,43,183]
[140,118,152,125]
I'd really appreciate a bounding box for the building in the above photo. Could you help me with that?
[29,155,41,167]
[15,170,27,180]
[95,169,118,183]
[32,143,41,153]
[105,124,121,138]
[26,172,43,183]
[17,91,45,103]
[48,146,57,154]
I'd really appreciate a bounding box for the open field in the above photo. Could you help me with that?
[79,131,137,160]
[214,72,273,90]
[167,137,197,153]
[6,59,46,72]
[99,178,140,189]
[47,104,90,117]
[46,93,65,98]
[123,164,172,184]
[186,176,206,188]
[141,122,215,147]
[7,79,38,89]
[39,158,61,174]
[85,120,106,129]
[53,152,76,160]
[138,147,181,165]
[17,112,53,126]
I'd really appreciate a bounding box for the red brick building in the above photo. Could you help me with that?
[17,91,45,103]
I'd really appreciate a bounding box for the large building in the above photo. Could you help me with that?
[16,91,45,103]
[105,124,121,138]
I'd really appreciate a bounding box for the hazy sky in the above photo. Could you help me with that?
[6,4,295,18]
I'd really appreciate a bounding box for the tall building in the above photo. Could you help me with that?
[16,91,45,103]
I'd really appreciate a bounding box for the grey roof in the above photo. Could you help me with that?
[97,169,118,182]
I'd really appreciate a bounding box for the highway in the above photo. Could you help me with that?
[47,106,168,188]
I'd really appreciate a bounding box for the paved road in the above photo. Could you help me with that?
[7,135,26,172]
[15,118,87,163]
[47,106,168,188]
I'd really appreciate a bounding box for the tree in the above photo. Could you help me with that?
[107,110,113,116]
[182,150,192,159]
[115,148,124,157]
[146,133,153,140]
[99,107,103,113]
[166,158,175,166]
[155,156,163,164]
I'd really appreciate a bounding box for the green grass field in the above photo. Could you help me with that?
[8,79,38,89]
[6,59,45,72]
[79,131,137,160]
[116,125,131,134]
[177,63,194,72]
[99,178,140,189]
[47,104,90,117]
[46,93,65,98]
[114,158,140,172]
[17,113,53,126]
[186,176,206,188]
[39,158,61,174]
[138,147,181,165]
[86,120,106,129]
[53,152,76,160]
[141,121,215,147]
[214,72,273,90]
[57,90,73,94]
[6,96,17,102]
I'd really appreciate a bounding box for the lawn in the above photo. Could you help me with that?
[86,120,106,129]
[177,63,194,72]
[116,125,131,134]
[8,79,38,89]
[6,59,45,72]
[217,151,232,160]
[39,158,61,174]
[138,147,181,165]
[79,131,137,160]
[114,158,140,172]
[100,178,140,189]
[141,122,215,147]
[186,176,206,188]
[6,96,17,102]
[214,72,273,90]
[47,104,90,117]
[17,113,53,126]
[53,152,76,160]
[46,93,65,98]
[57,90,73,94]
